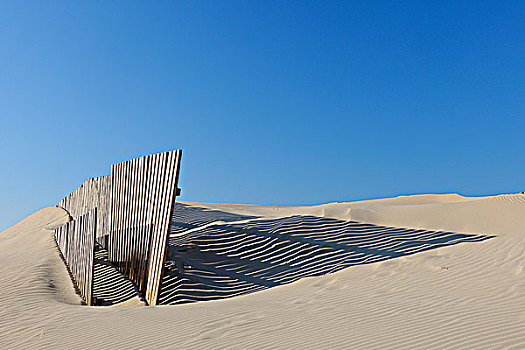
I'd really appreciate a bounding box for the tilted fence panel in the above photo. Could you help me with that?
[108,150,182,305]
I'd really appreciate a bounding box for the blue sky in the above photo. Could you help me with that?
[1,1,524,231]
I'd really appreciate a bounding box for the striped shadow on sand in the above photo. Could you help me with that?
[158,204,494,305]
[92,244,141,306]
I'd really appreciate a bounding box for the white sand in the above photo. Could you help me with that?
[1,194,524,349]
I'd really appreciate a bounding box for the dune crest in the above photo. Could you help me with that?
[187,193,525,235]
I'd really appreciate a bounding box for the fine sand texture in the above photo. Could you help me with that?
[1,194,524,349]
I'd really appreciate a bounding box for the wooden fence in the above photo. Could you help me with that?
[54,208,97,306]
[56,149,182,306]
[58,175,111,248]
[108,150,182,305]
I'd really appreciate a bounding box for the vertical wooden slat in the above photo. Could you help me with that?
[137,155,152,290]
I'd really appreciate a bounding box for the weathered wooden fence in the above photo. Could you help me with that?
[55,149,182,306]
[58,175,111,248]
[108,150,182,305]
[54,208,97,306]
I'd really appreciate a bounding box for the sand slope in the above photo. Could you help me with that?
[1,194,524,349]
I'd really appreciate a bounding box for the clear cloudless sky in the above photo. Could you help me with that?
[1,1,524,231]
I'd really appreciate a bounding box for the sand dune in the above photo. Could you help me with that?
[161,204,491,305]
[1,194,524,349]
[185,193,525,235]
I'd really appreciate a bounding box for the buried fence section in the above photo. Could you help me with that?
[59,176,103,218]
[58,175,112,249]
[54,208,97,306]
[108,149,182,305]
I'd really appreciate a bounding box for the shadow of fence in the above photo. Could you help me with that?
[159,205,493,305]
[92,244,141,306]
